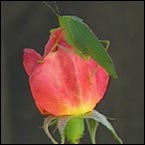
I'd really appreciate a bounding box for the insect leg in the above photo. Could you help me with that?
[56,44,75,53]
[99,40,110,51]
[57,44,89,60]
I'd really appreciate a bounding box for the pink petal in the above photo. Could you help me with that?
[29,49,80,115]
[23,48,42,76]
[71,54,109,108]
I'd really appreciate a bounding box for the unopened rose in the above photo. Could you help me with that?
[23,28,109,116]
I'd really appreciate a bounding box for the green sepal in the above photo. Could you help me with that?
[57,116,72,144]
[43,110,122,144]
[43,116,58,144]
[86,119,99,144]
[83,110,123,144]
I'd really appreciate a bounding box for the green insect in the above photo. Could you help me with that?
[43,1,118,79]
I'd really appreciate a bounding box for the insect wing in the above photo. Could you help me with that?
[59,16,118,79]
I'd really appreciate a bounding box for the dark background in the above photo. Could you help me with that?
[1,1,144,144]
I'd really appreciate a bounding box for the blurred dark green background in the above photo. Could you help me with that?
[1,1,144,144]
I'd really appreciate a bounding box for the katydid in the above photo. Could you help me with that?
[43,2,118,79]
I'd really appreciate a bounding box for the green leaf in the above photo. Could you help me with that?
[86,119,99,144]
[84,110,123,144]
[43,116,58,144]
[59,16,118,79]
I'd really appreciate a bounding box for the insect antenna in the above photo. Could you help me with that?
[42,1,59,17]
[54,1,60,16]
